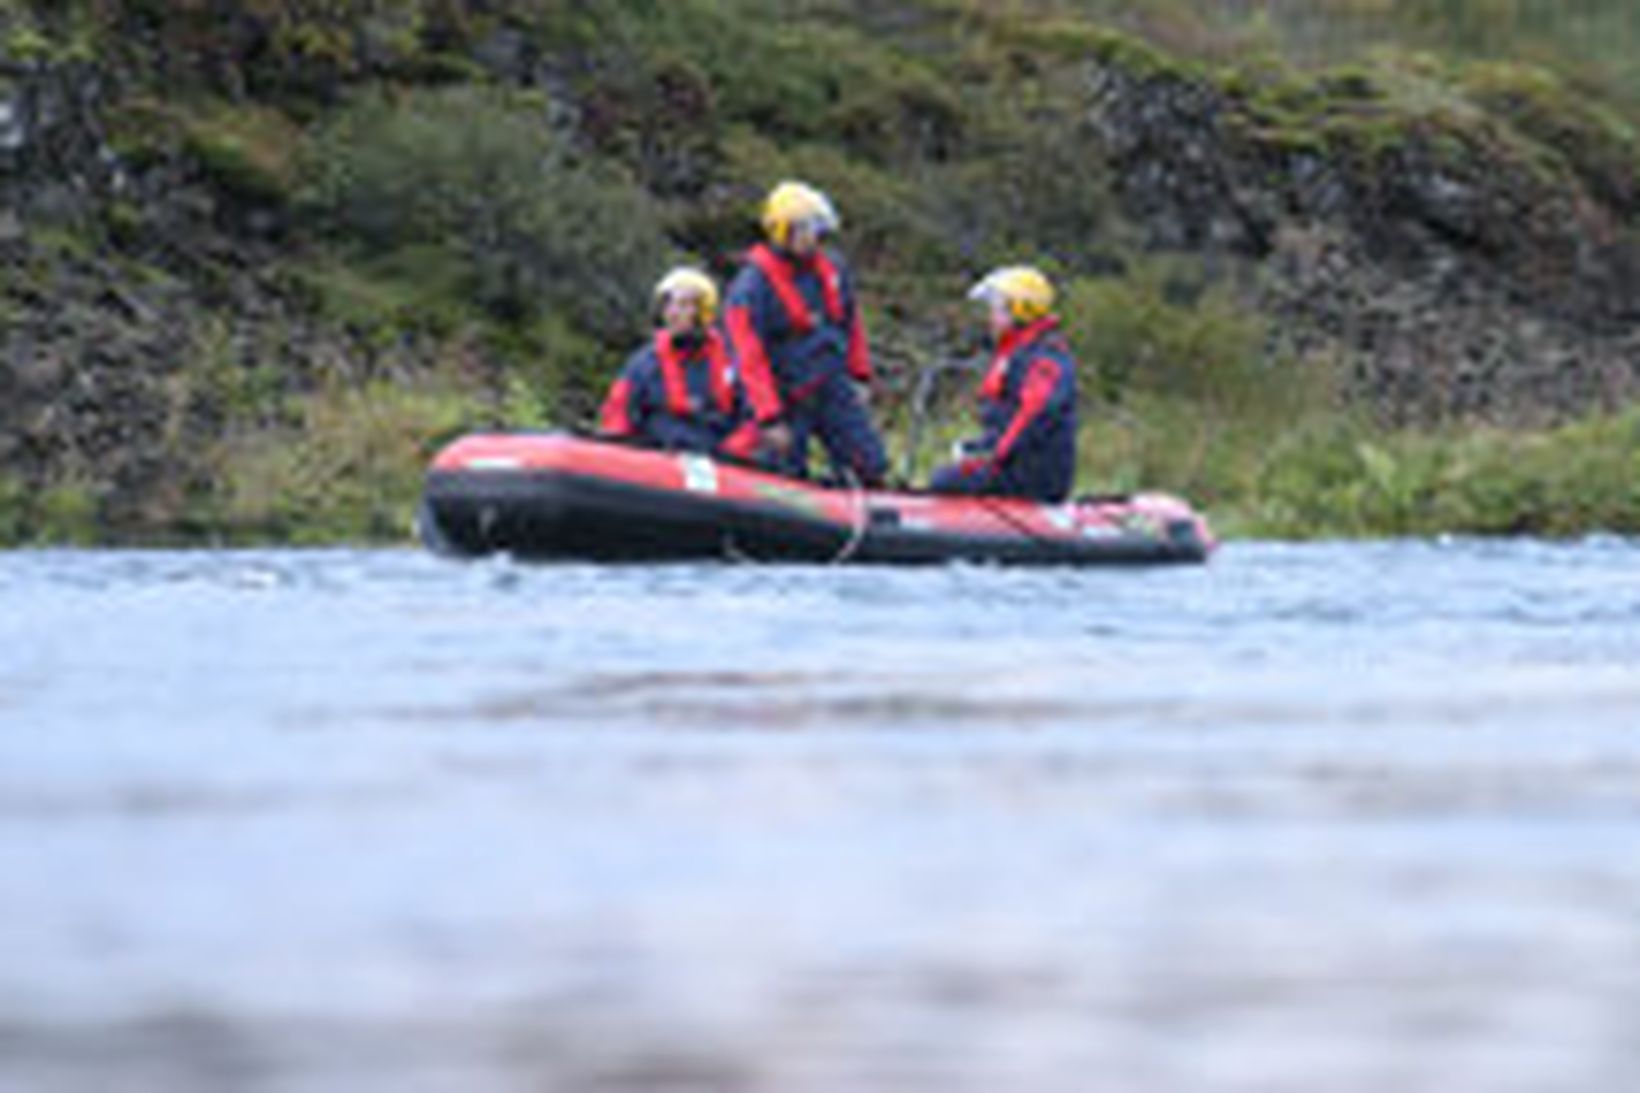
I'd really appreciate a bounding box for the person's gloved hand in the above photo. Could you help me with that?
[955,454,994,478]
[759,422,794,456]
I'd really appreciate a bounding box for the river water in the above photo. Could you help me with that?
[1,540,1637,1092]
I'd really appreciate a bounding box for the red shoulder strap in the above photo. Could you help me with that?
[809,250,846,324]
[747,244,844,334]
[980,315,1061,401]
[654,332,693,417]
[658,330,737,416]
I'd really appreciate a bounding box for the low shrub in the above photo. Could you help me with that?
[301,85,669,339]
[0,472,101,545]
[0,473,27,545]
[1061,258,1334,418]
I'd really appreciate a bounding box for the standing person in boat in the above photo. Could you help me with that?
[929,265,1078,503]
[724,180,888,486]
[598,267,763,462]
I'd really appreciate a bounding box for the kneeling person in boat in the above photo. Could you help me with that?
[598,267,762,462]
[930,266,1078,503]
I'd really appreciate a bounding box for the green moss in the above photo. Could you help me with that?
[1,3,100,63]
[290,249,474,349]
[182,103,304,205]
[1007,19,1200,82]
[100,199,144,246]
[1208,45,1617,196]
[27,223,97,261]
[1462,61,1639,206]
[1223,53,1446,162]
[395,49,484,84]
[4,20,51,61]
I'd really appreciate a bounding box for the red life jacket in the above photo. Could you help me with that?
[980,316,1063,401]
[655,329,736,417]
[746,244,845,335]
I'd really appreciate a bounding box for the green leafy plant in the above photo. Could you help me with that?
[301,85,669,337]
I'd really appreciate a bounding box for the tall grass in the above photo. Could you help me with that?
[1239,407,1640,538]
[210,369,492,544]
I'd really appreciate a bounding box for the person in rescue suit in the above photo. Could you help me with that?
[724,180,888,486]
[598,267,762,462]
[930,265,1079,503]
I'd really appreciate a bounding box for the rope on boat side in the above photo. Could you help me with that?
[829,464,869,565]
[721,463,871,566]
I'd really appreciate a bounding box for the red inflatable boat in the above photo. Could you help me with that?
[419,433,1215,565]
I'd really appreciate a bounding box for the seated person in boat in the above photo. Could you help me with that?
[598,267,762,462]
[724,180,888,486]
[930,265,1078,503]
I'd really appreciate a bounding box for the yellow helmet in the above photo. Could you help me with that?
[968,265,1056,324]
[654,266,719,324]
[760,180,840,247]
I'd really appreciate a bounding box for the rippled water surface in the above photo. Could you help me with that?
[2,541,1638,1092]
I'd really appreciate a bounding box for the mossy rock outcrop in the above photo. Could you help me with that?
[1083,36,1640,425]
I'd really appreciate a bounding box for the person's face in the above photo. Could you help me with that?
[787,219,821,255]
[985,298,1013,339]
[663,290,703,335]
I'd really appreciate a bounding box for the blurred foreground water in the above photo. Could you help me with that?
[2,540,1638,1092]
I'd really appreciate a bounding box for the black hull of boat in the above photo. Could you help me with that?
[421,469,1211,566]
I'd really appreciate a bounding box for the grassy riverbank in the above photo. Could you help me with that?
[6,396,1635,546]
[1086,405,1640,540]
